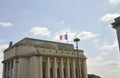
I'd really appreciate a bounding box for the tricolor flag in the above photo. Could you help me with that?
[59,33,68,41]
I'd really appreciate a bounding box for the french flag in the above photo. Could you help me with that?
[59,34,68,40]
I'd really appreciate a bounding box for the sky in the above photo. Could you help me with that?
[0,0,120,78]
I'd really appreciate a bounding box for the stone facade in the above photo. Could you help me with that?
[112,16,120,50]
[2,38,88,78]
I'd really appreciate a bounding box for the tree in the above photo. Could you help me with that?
[88,74,101,78]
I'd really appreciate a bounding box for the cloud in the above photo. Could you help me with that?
[101,13,120,21]
[0,44,8,54]
[0,44,8,60]
[100,40,118,51]
[0,44,8,78]
[78,31,99,40]
[30,27,51,36]
[87,52,120,78]
[87,40,120,78]
[0,22,13,27]
[108,0,120,6]
[53,29,76,42]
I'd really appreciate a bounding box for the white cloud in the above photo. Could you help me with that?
[87,52,120,78]
[101,13,120,21]
[0,44,8,60]
[78,31,99,40]
[0,44,8,78]
[53,29,76,42]
[109,0,120,6]
[87,40,120,78]
[30,27,51,36]
[0,22,13,27]
[100,40,118,51]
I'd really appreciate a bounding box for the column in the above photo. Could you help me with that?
[39,56,43,78]
[9,61,11,78]
[13,59,18,78]
[72,59,76,78]
[112,17,120,50]
[29,56,39,78]
[79,60,82,78]
[2,63,6,78]
[34,56,40,78]
[60,58,64,78]
[66,58,70,78]
[82,60,88,78]
[53,57,57,78]
[46,57,50,78]
[17,58,29,78]
[5,62,8,78]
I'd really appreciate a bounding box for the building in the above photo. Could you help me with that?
[2,38,88,78]
[112,16,120,50]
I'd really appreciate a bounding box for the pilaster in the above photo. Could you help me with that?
[53,57,57,78]
[39,56,43,78]
[60,58,64,78]
[66,58,70,78]
[46,57,50,78]
[72,59,76,78]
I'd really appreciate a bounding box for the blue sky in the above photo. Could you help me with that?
[0,0,120,78]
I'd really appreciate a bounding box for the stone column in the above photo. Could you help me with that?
[53,57,57,78]
[14,59,18,78]
[79,60,82,78]
[66,58,70,78]
[34,56,40,78]
[82,60,88,78]
[60,58,64,78]
[112,17,120,50]
[29,56,39,78]
[39,56,43,78]
[9,61,11,78]
[6,62,8,78]
[12,60,15,78]
[72,59,76,78]
[2,63,6,78]
[46,57,50,78]
[17,58,29,78]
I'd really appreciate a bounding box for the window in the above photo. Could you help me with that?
[64,63,66,78]
[11,60,13,69]
[70,63,72,78]
[50,62,53,78]
[43,62,46,78]
[76,68,78,78]
[57,62,60,78]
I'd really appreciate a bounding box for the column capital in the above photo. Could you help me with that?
[112,16,120,29]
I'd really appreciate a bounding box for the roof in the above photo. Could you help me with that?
[4,37,74,51]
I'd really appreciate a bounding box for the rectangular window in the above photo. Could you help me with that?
[43,62,46,78]
[57,68,60,78]
[64,63,66,78]
[76,68,78,78]
[70,63,72,78]
[11,60,13,69]
[57,62,60,78]
[8,62,10,70]
[50,62,53,78]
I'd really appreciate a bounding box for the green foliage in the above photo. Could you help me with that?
[88,74,101,78]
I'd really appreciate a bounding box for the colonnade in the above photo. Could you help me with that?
[29,56,87,78]
[3,56,87,78]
